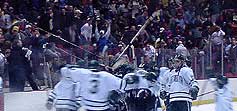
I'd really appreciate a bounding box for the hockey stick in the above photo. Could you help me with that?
[197,90,215,97]
[111,11,158,66]
[3,8,104,60]
[8,12,118,71]
[195,76,209,107]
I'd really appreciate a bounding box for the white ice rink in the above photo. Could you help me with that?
[3,91,237,111]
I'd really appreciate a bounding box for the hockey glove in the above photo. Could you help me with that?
[160,91,167,100]
[189,86,199,100]
[45,101,53,110]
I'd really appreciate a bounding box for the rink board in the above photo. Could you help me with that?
[4,78,237,111]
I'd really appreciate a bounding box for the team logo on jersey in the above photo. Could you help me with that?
[169,75,184,84]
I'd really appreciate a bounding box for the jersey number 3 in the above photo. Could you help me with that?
[89,79,100,94]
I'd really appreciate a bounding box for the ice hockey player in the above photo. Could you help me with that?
[46,65,81,111]
[164,55,199,111]
[74,60,122,111]
[159,57,174,110]
[120,69,148,91]
[144,72,162,111]
[121,69,161,111]
[210,75,233,111]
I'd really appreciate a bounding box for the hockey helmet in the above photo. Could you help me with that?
[135,69,148,76]
[126,74,139,84]
[60,66,71,79]
[144,72,157,82]
[88,60,100,70]
[216,75,228,89]
[77,59,86,68]
[174,54,186,61]
[173,54,185,69]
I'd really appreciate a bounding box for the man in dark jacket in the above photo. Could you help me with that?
[7,39,38,92]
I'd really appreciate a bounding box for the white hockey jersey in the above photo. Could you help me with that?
[167,67,198,102]
[70,68,122,110]
[209,78,233,111]
[158,67,172,92]
[65,67,92,106]
[48,79,80,110]
[47,67,81,110]
[215,84,233,111]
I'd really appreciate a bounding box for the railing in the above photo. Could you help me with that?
[36,43,237,85]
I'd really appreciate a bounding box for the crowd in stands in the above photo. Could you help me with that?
[0,0,237,91]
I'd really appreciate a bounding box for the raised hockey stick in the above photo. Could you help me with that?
[111,11,158,66]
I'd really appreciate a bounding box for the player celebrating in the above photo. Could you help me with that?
[159,57,174,110]
[121,69,160,111]
[210,75,233,111]
[73,60,122,111]
[144,72,162,111]
[46,65,81,111]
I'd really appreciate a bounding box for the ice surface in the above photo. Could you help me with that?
[192,102,237,111]
[4,91,237,111]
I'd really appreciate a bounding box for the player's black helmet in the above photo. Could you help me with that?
[174,54,186,61]
[144,72,157,82]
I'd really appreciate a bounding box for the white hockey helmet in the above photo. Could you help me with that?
[60,66,71,80]
[135,69,148,76]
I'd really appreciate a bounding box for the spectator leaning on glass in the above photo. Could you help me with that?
[210,25,226,46]
[210,25,225,72]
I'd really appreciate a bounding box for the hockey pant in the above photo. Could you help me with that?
[167,101,191,111]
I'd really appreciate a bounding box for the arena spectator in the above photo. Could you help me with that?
[0,0,236,84]
[176,40,190,58]
[81,18,93,44]
[95,20,111,57]
[0,8,12,30]
[4,26,26,42]
[225,37,237,73]
[7,39,38,92]
[143,43,156,60]
[0,28,5,48]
